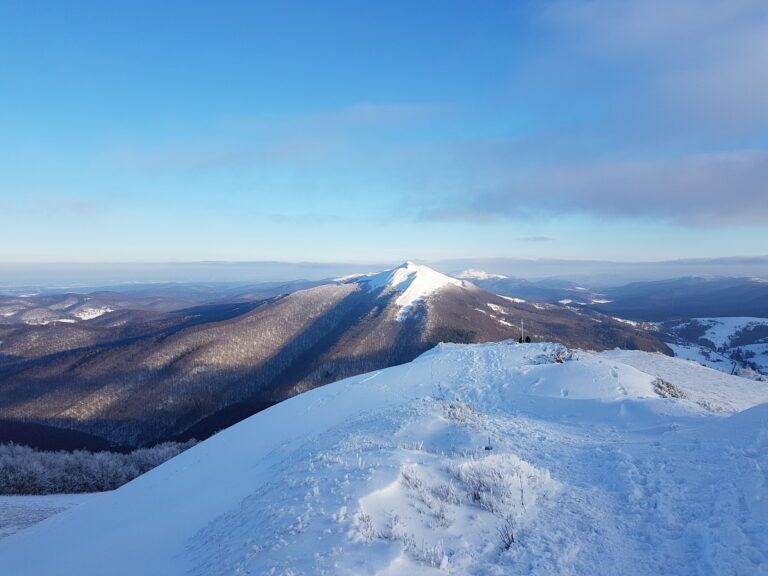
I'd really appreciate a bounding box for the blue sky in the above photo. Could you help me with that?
[1,0,767,263]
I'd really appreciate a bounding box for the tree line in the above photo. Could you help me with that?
[0,440,196,495]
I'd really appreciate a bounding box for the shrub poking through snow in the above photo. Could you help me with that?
[443,402,478,424]
[447,453,556,516]
[552,345,572,364]
[403,536,447,568]
[430,481,462,506]
[400,464,424,491]
[498,514,516,550]
[526,343,575,365]
[652,377,686,399]
[352,511,376,542]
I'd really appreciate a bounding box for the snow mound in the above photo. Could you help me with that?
[1,342,766,575]
[353,261,468,320]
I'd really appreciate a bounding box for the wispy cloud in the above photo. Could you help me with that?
[0,197,102,217]
[414,150,768,227]
[406,1,768,228]
[535,0,768,136]
[111,101,448,173]
[516,236,553,243]
[304,102,448,128]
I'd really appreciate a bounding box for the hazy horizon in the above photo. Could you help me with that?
[2,255,767,290]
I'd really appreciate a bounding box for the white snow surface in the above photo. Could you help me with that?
[455,269,508,280]
[499,295,526,304]
[693,317,768,349]
[354,262,468,320]
[1,342,767,575]
[613,317,640,327]
[599,348,768,413]
[0,494,96,540]
[72,306,114,320]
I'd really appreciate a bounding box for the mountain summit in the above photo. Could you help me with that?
[348,261,469,320]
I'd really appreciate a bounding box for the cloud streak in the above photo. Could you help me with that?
[516,236,554,243]
[417,150,768,227]
[0,197,102,218]
[111,101,448,173]
[536,0,768,135]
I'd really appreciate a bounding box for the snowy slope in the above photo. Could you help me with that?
[0,343,766,575]
[351,261,469,320]
[599,348,768,412]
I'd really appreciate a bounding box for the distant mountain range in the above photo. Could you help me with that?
[0,262,667,448]
[461,273,768,321]
[2,255,766,291]
[588,277,768,320]
[454,269,601,304]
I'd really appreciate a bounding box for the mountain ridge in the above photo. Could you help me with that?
[0,262,669,447]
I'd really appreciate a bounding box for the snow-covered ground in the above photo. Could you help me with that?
[72,306,114,320]
[499,295,526,304]
[0,493,95,540]
[612,317,640,327]
[599,348,768,413]
[0,342,766,575]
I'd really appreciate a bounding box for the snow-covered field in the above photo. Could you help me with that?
[0,493,95,540]
[0,342,766,575]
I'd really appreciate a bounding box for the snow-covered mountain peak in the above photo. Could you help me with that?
[349,261,468,320]
[456,268,509,280]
